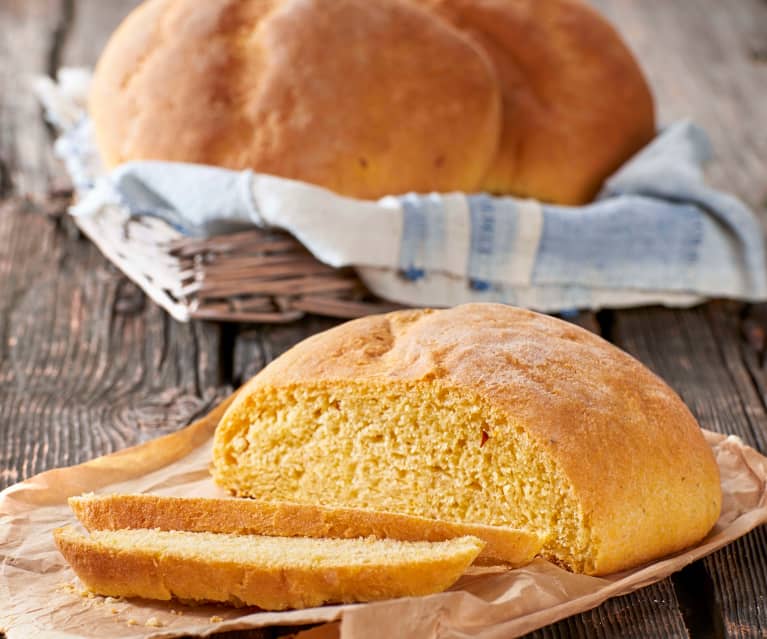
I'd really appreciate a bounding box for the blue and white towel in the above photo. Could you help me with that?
[38,69,767,313]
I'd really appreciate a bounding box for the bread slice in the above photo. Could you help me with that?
[54,526,483,609]
[212,304,722,575]
[69,493,542,566]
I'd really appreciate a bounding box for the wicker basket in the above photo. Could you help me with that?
[71,199,400,323]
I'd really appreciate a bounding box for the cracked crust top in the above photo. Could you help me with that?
[217,303,722,574]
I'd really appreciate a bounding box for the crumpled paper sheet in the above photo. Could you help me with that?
[1,394,766,639]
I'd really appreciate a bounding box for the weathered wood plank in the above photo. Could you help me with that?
[738,305,767,425]
[589,0,767,213]
[0,0,69,197]
[693,304,767,639]
[614,304,767,450]
[0,199,228,490]
[534,580,689,639]
[613,304,767,639]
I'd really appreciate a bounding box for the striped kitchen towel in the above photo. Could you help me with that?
[38,70,767,312]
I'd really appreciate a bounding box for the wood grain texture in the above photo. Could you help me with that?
[613,304,767,639]
[0,1,67,197]
[534,579,689,639]
[0,198,228,490]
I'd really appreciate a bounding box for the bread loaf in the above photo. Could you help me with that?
[89,0,654,204]
[54,526,483,609]
[212,303,722,575]
[69,493,543,565]
[418,0,656,203]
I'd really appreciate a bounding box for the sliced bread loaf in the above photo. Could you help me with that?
[69,493,542,566]
[54,526,483,609]
[212,303,722,575]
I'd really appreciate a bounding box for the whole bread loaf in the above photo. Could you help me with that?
[54,526,483,608]
[212,303,722,575]
[89,0,654,204]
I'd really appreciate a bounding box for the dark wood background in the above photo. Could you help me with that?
[1,1,766,638]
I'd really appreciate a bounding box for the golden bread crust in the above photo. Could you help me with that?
[69,493,543,566]
[214,304,721,575]
[89,0,501,199]
[418,0,656,203]
[89,0,652,202]
[54,526,483,609]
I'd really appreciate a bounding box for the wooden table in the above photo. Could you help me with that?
[1,1,766,637]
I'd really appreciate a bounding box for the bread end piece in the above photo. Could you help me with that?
[54,526,484,609]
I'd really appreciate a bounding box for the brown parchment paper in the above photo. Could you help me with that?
[2,394,767,639]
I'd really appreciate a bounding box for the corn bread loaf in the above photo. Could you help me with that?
[89,0,654,204]
[69,493,543,565]
[212,303,722,575]
[54,526,483,609]
[416,0,655,203]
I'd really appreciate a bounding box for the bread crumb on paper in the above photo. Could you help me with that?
[56,581,77,594]
[210,615,224,623]
[127,618,138,626]
[146,617,164,627]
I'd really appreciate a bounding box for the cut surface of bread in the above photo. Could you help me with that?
[212,303,722,575]
[69,493,543,566]
[54,526,483,609]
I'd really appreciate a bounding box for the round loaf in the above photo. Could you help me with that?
[417,0,657,203]
[212,303,722,575]
[90,0,654,203]
[89,0,501,199]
